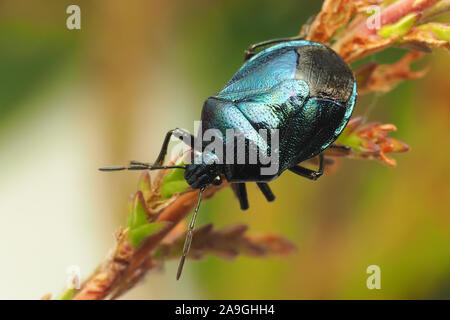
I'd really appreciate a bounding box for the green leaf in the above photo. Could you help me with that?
[137,171,151,194]
[128,222,167,247]
[126,191,148,229]
[378,13,418,38]
[419,23,450,41]
[57,288,76,300]
[161,168,189,199]
[336,133,363,152]
[126,191,168,247]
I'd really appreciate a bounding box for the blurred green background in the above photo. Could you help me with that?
[0,0,449,299]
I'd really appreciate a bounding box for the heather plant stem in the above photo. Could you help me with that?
[72,185,226,300]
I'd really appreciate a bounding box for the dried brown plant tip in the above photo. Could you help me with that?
[306,0,449,63]
[354,51,428,94]
[155,224,297,261]
[337,117,410,167]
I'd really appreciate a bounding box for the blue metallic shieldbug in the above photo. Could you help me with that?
[100,36,357,279]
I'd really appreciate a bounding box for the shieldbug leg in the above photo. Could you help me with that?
[329,144,351,152]
[244,35,305,61]
[256,183,275,202]
[154,128,195,166]
[289,153,324,181]
[329,144,350,151]
[231,183,249,210]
